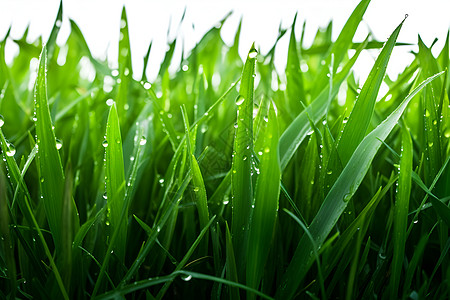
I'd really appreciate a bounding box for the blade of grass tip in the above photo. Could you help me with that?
[337,17,406,165]
[45,0,63,57]
[276,71,444,299]
[311,0,371,98]
[231,43,257,278]
[0,167,17,297]
[279,38,368,171]
[116,6,132,119]
[156,216,216,299]
[104,102,127,260]
[226,222,240,300]
[246,102,281,298]
[142,40,152,81]
[181,105,210,255]
[34,46,66,254]
[389,121,412,299]
[286,13,305,113]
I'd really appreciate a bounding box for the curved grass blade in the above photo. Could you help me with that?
[231,44,257,275]
[279,38,367,171]
[389,122,412,299]
[34,46,66,254]
[311,0,370,97]
[156,216,216,299]
[46,0,63,57]
[181,105,210,254]
[104,102,127,262]
[225,222,240,300]
[276,71,444,299]
[246,102,280,297]
[337,18,405,165]
[97,270,273,300]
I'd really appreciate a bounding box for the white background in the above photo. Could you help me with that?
[1,0,449,82]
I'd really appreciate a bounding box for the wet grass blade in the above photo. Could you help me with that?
[104,103,127,262]
[337,18,405,165]
[181,105,210,254]
[34,46,65,254]
[231,44,257,276]
[311,0,370,97]
[246,102,280,297]
[226,222,240,300]
[389,122,412,298]
[276,71,444,299]
[279,38,367,171]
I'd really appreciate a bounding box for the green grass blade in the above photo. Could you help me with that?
[226,222,240,300]
[231,44,257,276]
[156,216,216,299]
[104,103,127,262]
[311,0,370,97]
[276,71,444,299]
[286,14,305,113]
[279,38,367,171]
[337,18,405,165]
[389,122,412,298]
[246,102,280,296]
[116,6,132,118]
[45,0,63,57]
[181,105,210,254]
[34,46,65,254]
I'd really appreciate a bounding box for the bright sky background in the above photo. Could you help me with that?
[1,0,449,82]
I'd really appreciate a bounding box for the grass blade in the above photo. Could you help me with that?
[276,71,444,299]
[279,38,367,171]
[389,122,412,298]
[246,102,280,297]
[34,46,65,254]
[104,103,127,262]
[231,44,257,276]
[337,17,405,165]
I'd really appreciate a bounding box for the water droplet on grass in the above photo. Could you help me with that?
[0,115,4,127]
[193,187,200,192]
[102,140,109,147]
[248,49,258,59]
[143,82,151,89]
[235,95,245,106]
[343,194,352,202]
[6,144,16,157]
[106,99,114,106]
[182,274,192,281]
[56,139,63,150]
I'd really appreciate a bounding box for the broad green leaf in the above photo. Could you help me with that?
[276,71,444,299]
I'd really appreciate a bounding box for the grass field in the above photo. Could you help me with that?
[1,0,450,299]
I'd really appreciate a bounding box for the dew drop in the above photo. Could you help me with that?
[413,219,418,224]
[264,147,270,153]
[327,170,332,175]
[428,142,434,148]
[343,194,352,202]
[102,140,108,148]
[32,116,37,122]
[102,192,108,200]
[263,116,269,122]
[258,151,263,156]
[143,82,151,89]
[444,129,450,138]
[55,139,63,150]
[248,49,258,59]
[106,99,115,106]
[193,187,200,192]
[182,274,192,281]
[425,109,430,117]
[159,178,165,184]
[0,115,4,127]
[6,144,16,157]
[139,136,147,145]
[235,95,245,106]
[243,155,248,161]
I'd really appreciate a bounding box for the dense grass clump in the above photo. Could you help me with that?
[1,0,450,299]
